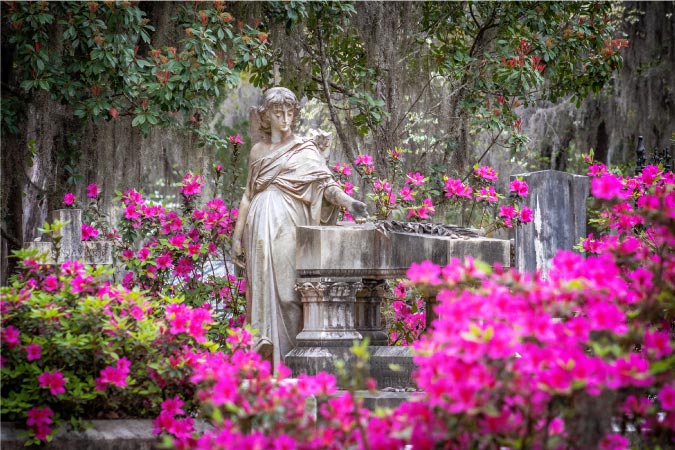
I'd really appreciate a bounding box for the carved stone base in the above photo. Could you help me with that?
[355,279,389,345]
[295,279,363,347]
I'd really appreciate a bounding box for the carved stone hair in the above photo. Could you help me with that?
[256,87,302,134]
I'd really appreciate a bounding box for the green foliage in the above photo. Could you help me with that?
[1,1,272,136]
[261,1,627,168]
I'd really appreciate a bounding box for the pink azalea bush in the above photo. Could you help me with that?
[384,282,426,346]
[444,166,532,230]
[379,164,675,448]
[333,148,438,221]
[0,255,216,445]
[114,170,245,345]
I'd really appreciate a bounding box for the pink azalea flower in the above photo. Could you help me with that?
[399,186,415,201]
[475,186,498,203]
[63,192,75,206]
[394,282,407,299]
[389,148,402,159]
[354,154,373,167]
[42,275,59,292]
[659,384,675,411]
[26,343,42,361]
[340,181,355,195]
[124,204,140,220]
[81,223,99,241]
[179,172,203,197]
[407,261,441,285]
[373,179,391,192]
[161,396,185,417]
[228,134,244,145]
[86,183,100,199]
[473,165,498,182]
[156,252,173,269]
[599,433,630,450]
[2,325,21,348]
[26,406,53,427]
[499,205,517,227]
[187,243,201,256]
[509,179,529,197]
[168,234,186,248]
[643,329,673,358]
[445,178,473,199]
[406,172,425,186]
[121,189,144,205]
[38,370,67,396]
[520,206,533,223]
[591,174,627,200]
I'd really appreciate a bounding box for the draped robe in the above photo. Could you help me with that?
[243,137,338,367]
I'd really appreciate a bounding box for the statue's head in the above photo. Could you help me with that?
[257,87,301,134]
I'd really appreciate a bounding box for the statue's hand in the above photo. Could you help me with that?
[349,200,369,224]
[232,238,245,268]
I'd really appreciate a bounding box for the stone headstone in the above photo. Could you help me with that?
[25,209,112,265]
[512,170,588,274]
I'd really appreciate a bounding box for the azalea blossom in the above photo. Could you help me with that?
[473,165,498,182]
[228,134,244,145]
[354,154,373,167]
[444,178,473,199]
[25,343,42,361]
[406,172,425,186]
[37,370,67,396]
[509,179,529,197]
[179,172,203,197]
[81,223,99,241]
[86,183,100,199]
[63,192,75,206]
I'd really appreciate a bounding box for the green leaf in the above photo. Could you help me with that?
[131,115,146,126]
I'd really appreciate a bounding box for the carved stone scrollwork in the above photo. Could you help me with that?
[355,279,389,345]
[295,280,363,347]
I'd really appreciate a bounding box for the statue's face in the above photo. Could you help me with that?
[268,104,294,133]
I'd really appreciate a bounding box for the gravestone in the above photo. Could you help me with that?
[511,170,588,274]
[285,223,511,388]
[25,209,113,265]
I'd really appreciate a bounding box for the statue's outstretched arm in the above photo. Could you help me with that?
[324,185,369,223]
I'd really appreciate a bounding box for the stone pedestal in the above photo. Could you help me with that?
[295,279,363,347]
[355,279,389,345]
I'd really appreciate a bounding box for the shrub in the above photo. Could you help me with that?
[0,252,216,444]
[114,168,245,346]
[381,165,675,448]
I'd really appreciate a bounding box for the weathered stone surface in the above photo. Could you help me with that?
[285,346,416,389]
[51,209,84,262]
[356,390,423,411]
[512,170,588,274]
[295,280,363,347]
[1,420,159,450]
[296,223,510,278]
[355,279,389,346]
[84,241,113,265]
[369,346,416,388]
[285,346,355,380]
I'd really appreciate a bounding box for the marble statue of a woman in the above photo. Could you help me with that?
[231,87,368,368]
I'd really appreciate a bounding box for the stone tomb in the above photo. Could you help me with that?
[285,223,510,388]
[25,209,112,265]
